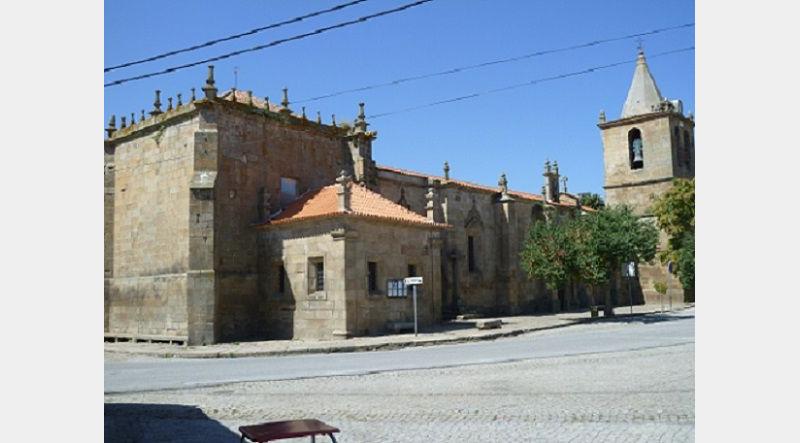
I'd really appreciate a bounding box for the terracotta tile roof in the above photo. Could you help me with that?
[261,183,449,229]
[376,165,591,210]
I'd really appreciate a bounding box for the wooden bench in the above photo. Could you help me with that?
[239,419,340,442]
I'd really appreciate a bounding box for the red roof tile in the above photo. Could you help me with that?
[261,183,449,229]
[376,165,591,210]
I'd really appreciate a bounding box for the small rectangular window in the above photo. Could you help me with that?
[280,177,298,206]
[278,265,286,294]
[368,262,378,292]
[468,236,476,272]
[315,261,324,292]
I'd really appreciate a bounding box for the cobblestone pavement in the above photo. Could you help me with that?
[105,341,694,442]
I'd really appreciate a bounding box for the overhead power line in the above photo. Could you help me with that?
[104,0,435,87]
[295,22,694,104]
[367,46,695,119]
[104,0,371,73]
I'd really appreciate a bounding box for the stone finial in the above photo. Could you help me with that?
[231,87,238,103]
[443,161,450,180]
[331,114,337,127]
[177,93,183,107]
[498,173,513,202]
[561,176,568,194]
[301,106,307,120]
[544,159,551,174]
[335,170,353,212]
[553,160,559,175]
[167,96,173,111]
[130,112,136,125]
[355,102,368,133]
[280,87,291,113]
[141,109,146,122]
[598,110,606,123]
[190,88,196,102]
[542,185,548,202]
[316,111,322,124]
[106,114,116,137]
[202,65,217,99]
[247,90,253,106]
[150,90,163,116]
[120,116,127,129]
[264,96,269,110]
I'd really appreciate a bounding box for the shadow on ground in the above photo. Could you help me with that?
[575,312,694,325]
[105,403,239,443]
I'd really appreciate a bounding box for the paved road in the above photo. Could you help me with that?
[105,309,694,394]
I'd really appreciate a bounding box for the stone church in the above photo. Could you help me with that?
[104,49,691,345]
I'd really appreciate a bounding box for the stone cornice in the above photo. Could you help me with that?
[604,176,674,190]
[598,111,694,130]
[104,97,354,146]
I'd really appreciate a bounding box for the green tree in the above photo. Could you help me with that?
[577,205,659,315]
[521,205,657,315]
[578,192,605,210]
[651,179,695,291]
[520,217,574,293]
[676,231,695,294]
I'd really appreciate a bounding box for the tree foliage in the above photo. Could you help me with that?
[651,179,695,289]
[520,217,575,291]
[578,192,605,210]
[521,205,659,307]
[578,205,659,279]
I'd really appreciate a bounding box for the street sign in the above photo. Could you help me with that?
[402,276,424,336]
[404,276,423,285]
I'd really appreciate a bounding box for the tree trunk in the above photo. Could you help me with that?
[604,266,618,317]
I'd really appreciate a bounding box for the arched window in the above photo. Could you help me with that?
[628,128,644,170]
[683,130,692,169]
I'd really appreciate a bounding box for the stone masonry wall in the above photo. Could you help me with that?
[212,103,351,342]
[260,219,347,340]
[107,114,200,338]
[344,219,441,336]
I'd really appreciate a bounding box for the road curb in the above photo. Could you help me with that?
[105,306,693,359]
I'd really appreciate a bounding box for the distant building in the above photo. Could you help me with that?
[598,49,695,304]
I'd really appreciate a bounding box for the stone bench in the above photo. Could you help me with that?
[386,321,415,333]
[475,319,502,330]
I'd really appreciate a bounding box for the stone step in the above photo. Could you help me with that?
[475,319,502,330]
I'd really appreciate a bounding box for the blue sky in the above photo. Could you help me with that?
[104,0,694,196]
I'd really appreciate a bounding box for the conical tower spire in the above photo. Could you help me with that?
[621,49,663,118]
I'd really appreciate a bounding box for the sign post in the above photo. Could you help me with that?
[404,277,423,336]
[667,261,674,312]
[624,262,636,314]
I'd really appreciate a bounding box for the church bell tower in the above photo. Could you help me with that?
[598,48,695,305]
[598,49,694,217]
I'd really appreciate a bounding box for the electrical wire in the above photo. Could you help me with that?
[295,22,694,104]
[104,0,371,73]
[104,0,435,87]
[367,46,695,119]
